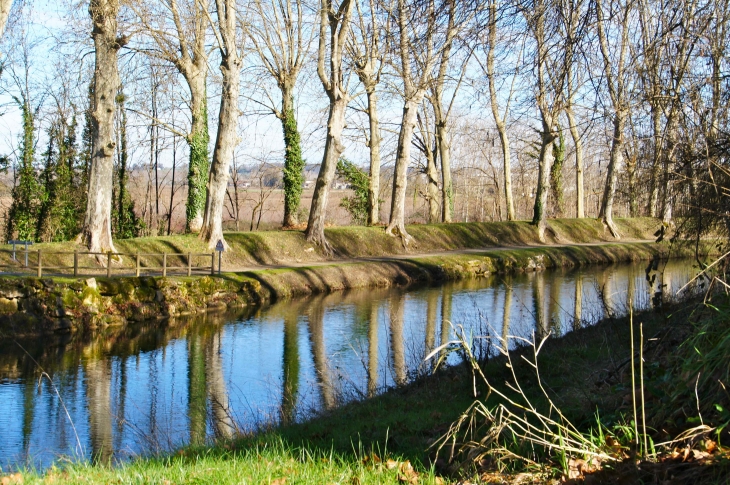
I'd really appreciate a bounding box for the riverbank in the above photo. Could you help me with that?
[0,218,714,337]
[0,240,686,337]
[11,287,729,484]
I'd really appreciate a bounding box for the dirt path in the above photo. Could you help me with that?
[226,238,654,273]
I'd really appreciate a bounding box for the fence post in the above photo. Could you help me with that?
[211,252,215,275]
[73,250,78,277]
[37,250,42,278]
[107,251,112,278]
[187,253,192,277]
[162,253,167,277]
[136,253,140,277]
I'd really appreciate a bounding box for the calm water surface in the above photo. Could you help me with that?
[0,258,699,469]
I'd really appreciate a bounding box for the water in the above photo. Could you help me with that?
[0,258,700,470]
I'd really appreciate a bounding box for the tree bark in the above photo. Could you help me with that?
[532,127,555,242]
[83,0,120,255]
[305,0,353,250]
[436,118,453,222]
[565,105,584,218]
[306,97,347,248]
[425,132,440,223]
[0,0,11,40]
[648,105,662,217]
[365,88,382,225]
[386,98,421,244]
[599,113,624,238]
[486,0,515,221]
[199,0,241,248]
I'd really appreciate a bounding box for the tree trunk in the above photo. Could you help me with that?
[199,7,240,248]
[565,106,584,218]
[627,152,638,217]
[366,88,381,225]
[83,0,120,255]
[168,132,177,235]
[648,104,662,217]
[0,0,12,39]
[660,113,680,225]
[498,129,514,221]
[599,112,624,239]
[436,120,452,223]
[487,0,515,221]
[385,97,421,244]
[532,127,555,242]
[305,97,347,249]
[281,88,305,228]
[186,77,209,233]
[425,135,440,223]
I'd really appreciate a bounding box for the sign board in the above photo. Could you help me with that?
[215,240,225,252]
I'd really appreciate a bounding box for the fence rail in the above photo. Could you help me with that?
[0,249,218,278]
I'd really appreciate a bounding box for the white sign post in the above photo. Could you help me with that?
[215,239,225,275]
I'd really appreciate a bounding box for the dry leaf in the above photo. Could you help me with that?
[701,439,717,453]
[0,474,23,485]
[271,478,287,485]
[386,459,399,470]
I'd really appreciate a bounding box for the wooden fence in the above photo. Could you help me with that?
[0,249,217,278]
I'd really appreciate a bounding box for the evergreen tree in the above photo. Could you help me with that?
[36,113,83,242]
[6,99,43,241]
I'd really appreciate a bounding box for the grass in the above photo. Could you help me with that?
[0,217,664,272]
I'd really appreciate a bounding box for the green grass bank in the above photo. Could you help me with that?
[0,217,659,270]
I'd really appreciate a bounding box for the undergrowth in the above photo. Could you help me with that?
[431,289,730,483]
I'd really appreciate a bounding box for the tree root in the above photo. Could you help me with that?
[602,216,622,240]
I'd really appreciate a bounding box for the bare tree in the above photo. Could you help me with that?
[562,0,586,218]
[83,0,124,254]
[129,0,211,233]
[385,0,442,243]
[427,0,469,223]
[199,0,243,247]
[413,105,440,222]
[475,0,523,221]
[595,0,632,239]
[521,0,572,241]
[305,0,354,250]
[656,0,707,224]
[348,0,389,225]
[246,0,312,228]
[639,0,707,222]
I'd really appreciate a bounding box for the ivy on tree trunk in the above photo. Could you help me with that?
[282,98,304,228]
